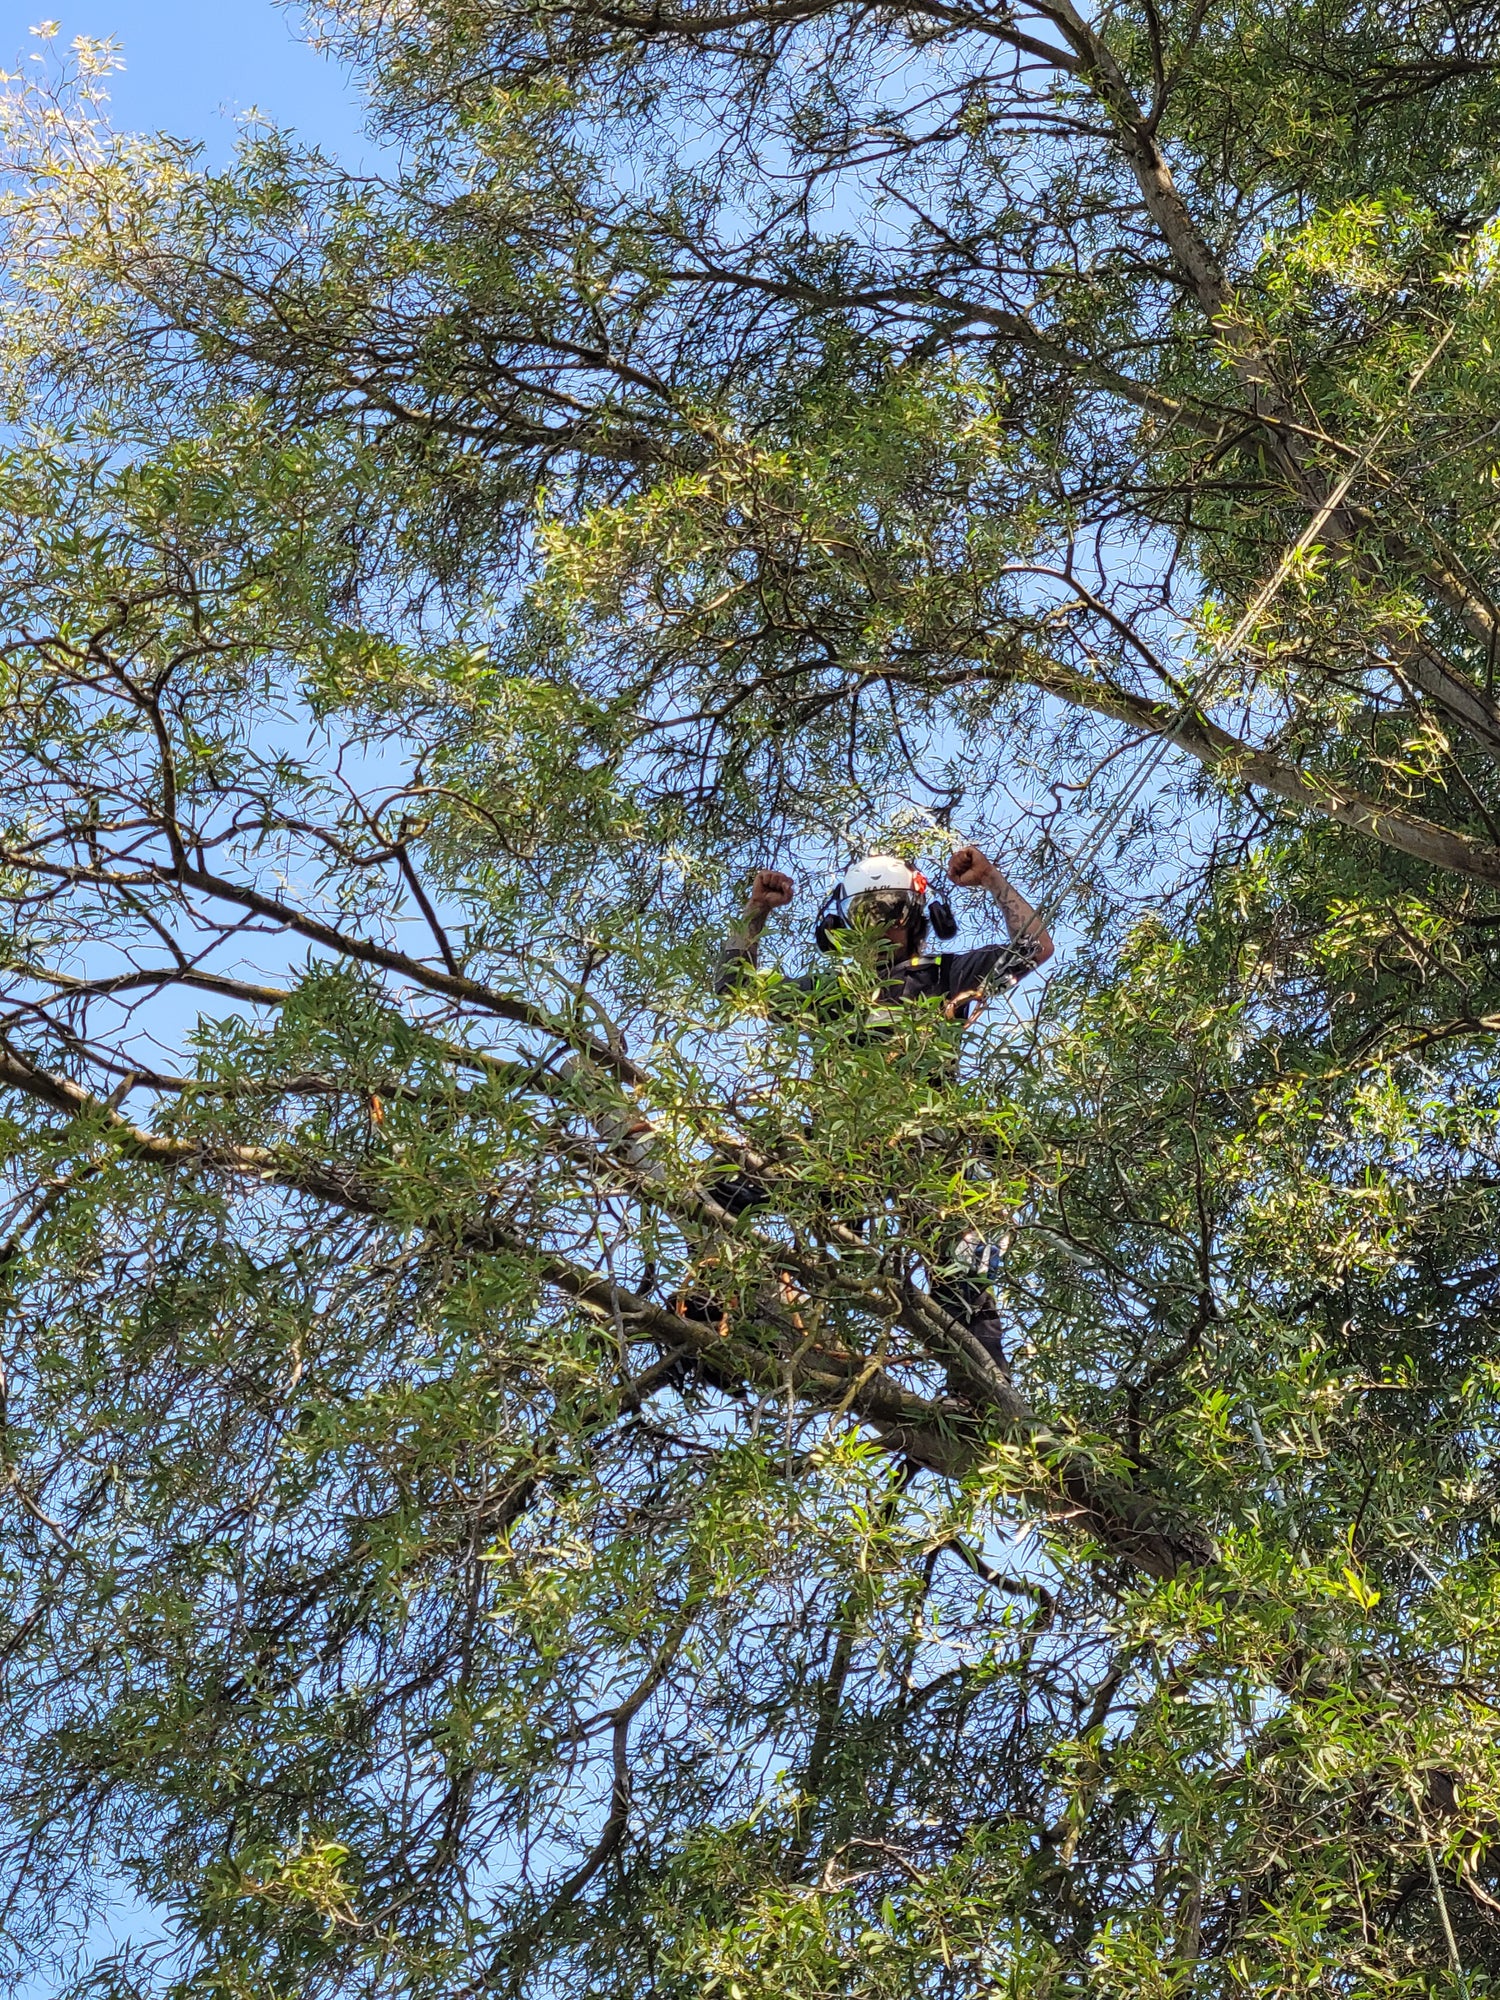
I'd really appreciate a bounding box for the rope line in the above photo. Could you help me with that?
[1026,316,1460,936]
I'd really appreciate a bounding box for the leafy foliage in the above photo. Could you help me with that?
[2,2,1500,1995]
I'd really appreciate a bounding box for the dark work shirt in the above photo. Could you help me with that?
[714,939,1041,1027]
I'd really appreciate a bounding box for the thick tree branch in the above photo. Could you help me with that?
[0,1036,1209,1578]
[1004,656,1500,887]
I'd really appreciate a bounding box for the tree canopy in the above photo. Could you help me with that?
[4,0,1500,1991]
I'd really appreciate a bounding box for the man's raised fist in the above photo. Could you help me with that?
[748,869,794,910]
[947,845,998,890]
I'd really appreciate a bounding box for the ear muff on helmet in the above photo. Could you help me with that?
[928,898,958,941]
[814,887,847,952]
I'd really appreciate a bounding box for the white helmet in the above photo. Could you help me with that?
[817,852,948,951]
[842,854,928,898]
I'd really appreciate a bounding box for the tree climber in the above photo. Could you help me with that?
[713,846,1054,1371]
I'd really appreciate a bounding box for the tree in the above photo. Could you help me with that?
[1,0,1500,1990]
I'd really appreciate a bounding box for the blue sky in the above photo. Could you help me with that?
[0,1,373,161]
